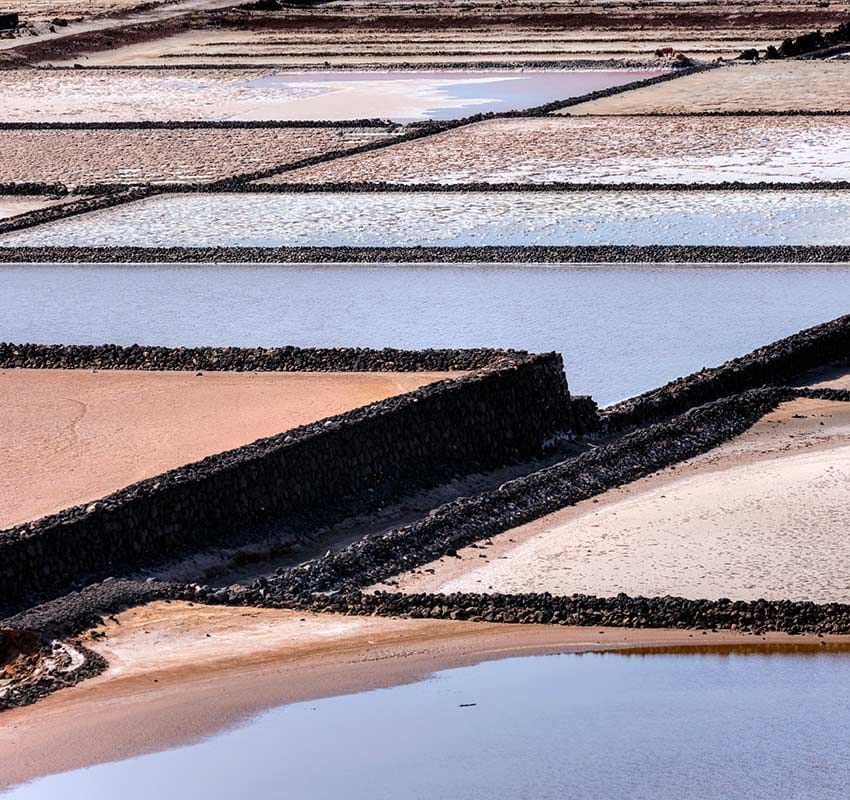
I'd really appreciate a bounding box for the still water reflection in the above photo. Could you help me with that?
[7,649,850,799]
[3,262,850,404]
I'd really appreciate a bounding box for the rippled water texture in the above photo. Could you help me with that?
[3,191,848,248]
[8,651,850,799]
[4,262,850,404]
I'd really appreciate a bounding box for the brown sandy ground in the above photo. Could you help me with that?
[385,396,850,603]
[2,0,242,54]
[0,196,67,219]
[33,0,850,68]
[563,61,850,114]
[0,368,451,529]
[9,0,237,28]
[4,600,849,789]
[0,127,397,186]
[261,115,850,185]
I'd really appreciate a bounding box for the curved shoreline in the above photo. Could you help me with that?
[3,603,849,791]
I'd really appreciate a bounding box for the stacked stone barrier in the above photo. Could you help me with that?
[0,349,579,612]
[5,244,850,264]
[0,188,154,236]
[234,386,795,600]
[298,591,850,636]
[0,342,517,372]
[604,311,850,429]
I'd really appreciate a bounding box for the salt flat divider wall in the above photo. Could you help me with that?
[604,311,850,428]
[0,346,578,611]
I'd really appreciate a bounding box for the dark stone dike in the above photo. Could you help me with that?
[3,307,850,711]
[0,348,581,613]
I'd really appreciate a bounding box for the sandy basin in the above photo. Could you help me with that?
[388,396,850,602]
[0,368,450,528]
[3,601,847,790]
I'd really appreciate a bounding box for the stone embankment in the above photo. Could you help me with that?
[0,342,514,372]
[243,386,796,599]
[0,189,153,236]
[3,245,850,264]
[0,349,579,613]
[604,312,850,428]
[299,591,850,636]
[4,385,850,711]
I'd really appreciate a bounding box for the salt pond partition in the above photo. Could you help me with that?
[5,262,850,405]
[4,191,850,248]
[7,651,850,799]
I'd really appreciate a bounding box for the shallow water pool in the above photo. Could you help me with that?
[3,262,850,404]
[0,69,660,123]
[7,649,850,799]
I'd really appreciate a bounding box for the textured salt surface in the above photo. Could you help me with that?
[390,399,850,603]
[263,116,850,185]
[5,191,850,247]
[563,61,850,114]
[0,128,396,186]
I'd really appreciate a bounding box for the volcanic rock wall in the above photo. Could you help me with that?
[604,311,850,429]
[0,349,579,610]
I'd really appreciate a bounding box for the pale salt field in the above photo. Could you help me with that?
[0,128,398,186]
[265,116,850,185]
[8,652,850,799]
[4,262,850,404]
[4,190,850,248]
[0,69,658,122]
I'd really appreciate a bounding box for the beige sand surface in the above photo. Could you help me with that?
[563,62,850,114]
[4,600,846,789]
[798,364,850,391]
[0,127,394,186]
[0,196,66,219]
[0,368,451,528]
[262,115,850,185]
[389,398,850,602]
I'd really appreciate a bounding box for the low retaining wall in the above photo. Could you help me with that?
[0,342,513,372]
[4,245,850,264]
[0,350,578,612]
[302,591,850,636]
[243,386,796,599]
[0,189,153,236]
[605,312,850,429]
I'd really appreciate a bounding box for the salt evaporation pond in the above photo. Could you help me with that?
[0,69,661,123]
[4,191,850,248]
[4,262,850,405]
[8,650,850,799]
